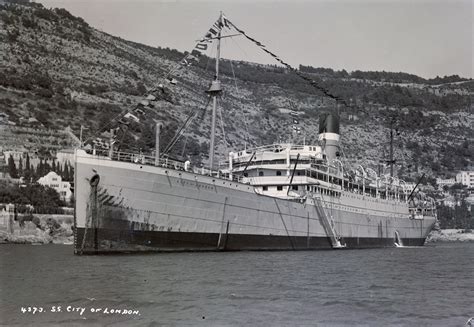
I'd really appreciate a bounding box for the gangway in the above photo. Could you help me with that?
[312,194,346,249]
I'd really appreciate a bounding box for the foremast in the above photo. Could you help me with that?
[207,12,224,170]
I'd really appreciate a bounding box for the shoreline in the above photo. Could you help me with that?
[0,230,73,245]
[0,214,74,245]
[2,229,473,245]
[425,229,474,243]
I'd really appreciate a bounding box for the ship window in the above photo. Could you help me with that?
[259,171,264,176]
[292,185,298,190]
[263,186,268,191]
[277,186,283,191]
[306,185,310,191]
[276,171,282,176]
[297,172,301,176]
[243,173,248,177]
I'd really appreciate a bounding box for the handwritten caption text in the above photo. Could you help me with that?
[20,306,140,316]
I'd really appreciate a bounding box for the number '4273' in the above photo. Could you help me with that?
[20,307,44,314]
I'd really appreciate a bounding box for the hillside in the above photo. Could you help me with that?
[0,2,472,182]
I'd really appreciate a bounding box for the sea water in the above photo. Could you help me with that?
[1,243,473,326]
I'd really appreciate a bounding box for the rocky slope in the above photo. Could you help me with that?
[0,2,472,182]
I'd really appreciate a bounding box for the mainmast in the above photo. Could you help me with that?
[390,126,394,178]
[207,12,223,170]
[388,119,397,179]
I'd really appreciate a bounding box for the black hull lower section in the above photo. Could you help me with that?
[74,228,427,255]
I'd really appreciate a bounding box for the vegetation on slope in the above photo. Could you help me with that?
[0,2,472,182]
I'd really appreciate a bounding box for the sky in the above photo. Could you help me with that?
[39,0,473,79]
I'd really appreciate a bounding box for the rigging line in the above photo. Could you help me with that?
[84,71,197,145]
[227,43,239,92]
[229,31,250,63]
[338,146,350,173]
[115,126,128,151]
[163,113,196,155]
[196,33,242,42]
[82,106,135,145]
[164,14,227,82]
[204,42,216,75]
[163,97,212,154]
[164,28,219,81]
[273,198,296,250]
[181,134,189,158]
[176,81,210,106]
[226,19,356,111]
[84,79,180,145]
[163,109,198,154]
[227,39,251,145]
[218,100,229,155]
[165,53,190,80]
[62,12,222,146]
[163,121,192,155]
[91,54,202,142]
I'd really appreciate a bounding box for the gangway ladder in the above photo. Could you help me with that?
[312,194,346,249]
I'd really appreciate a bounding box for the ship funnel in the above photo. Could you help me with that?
[318,113,340,163]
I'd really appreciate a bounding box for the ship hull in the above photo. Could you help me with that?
[75,227,428,254]
[74,150,436,254]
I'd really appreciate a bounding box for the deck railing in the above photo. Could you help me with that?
[86,148,245,183]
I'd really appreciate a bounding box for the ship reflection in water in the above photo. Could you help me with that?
[1,243,473,326]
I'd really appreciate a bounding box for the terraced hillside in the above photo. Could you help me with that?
[0,2,472,182]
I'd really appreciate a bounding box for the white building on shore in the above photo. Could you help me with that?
[456,171,474,188]
[37,171,72,202]
[436,177,456,190]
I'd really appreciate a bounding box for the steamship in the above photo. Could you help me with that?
[73,13,437,254]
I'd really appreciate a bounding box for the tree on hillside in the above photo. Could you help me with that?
[62,161,72,181]
[8,155,18,178]
[68,162,74,181]
[0,183,65,213]
[56,161,63,177]
[36,158,46,178]
[18,157,23,177]
[24,153,32,182]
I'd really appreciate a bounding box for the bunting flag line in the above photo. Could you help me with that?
[86,16,231,147]
[180,14,231,67]
[89,13,351,150]
[225,18,349,108]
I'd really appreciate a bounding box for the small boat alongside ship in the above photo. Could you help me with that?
[73,13,436,254]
